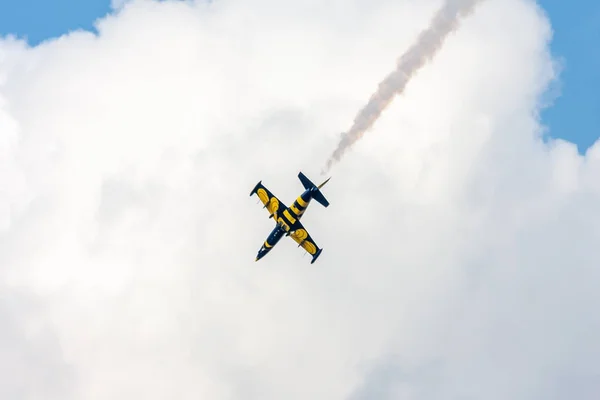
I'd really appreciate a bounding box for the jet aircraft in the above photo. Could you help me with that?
[250,172,331,264]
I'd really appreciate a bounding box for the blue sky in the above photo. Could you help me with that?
[0,0,111,44]
[0,0,598,153]
[538,0,600,152]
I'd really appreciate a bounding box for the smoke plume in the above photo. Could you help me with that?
[322,0,486,174]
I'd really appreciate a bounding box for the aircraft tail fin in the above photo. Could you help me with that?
[298,172,330,208]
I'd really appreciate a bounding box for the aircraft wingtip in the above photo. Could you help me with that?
[311,248,323,264]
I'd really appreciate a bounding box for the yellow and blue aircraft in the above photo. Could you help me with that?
[250,171,331,264]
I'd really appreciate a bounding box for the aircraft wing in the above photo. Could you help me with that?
[250,181,287,218]
[288,222,323,262]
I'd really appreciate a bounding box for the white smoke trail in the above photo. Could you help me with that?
[322,0,486,174]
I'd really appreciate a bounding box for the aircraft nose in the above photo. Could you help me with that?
[256,253,265,262]
[256,247,266,261]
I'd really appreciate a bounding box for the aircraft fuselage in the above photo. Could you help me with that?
[255,190,313,261]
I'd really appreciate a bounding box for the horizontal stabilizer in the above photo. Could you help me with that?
[312,189,329,208]
[298,172,314,191]
[298,172,330,208]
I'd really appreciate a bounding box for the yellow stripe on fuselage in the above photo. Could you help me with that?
[296,196,308,207]
[289,204,300,215]
[283,209,296,224]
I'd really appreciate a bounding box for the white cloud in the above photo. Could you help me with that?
[1,0,599,398]
[110,0,132,10]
